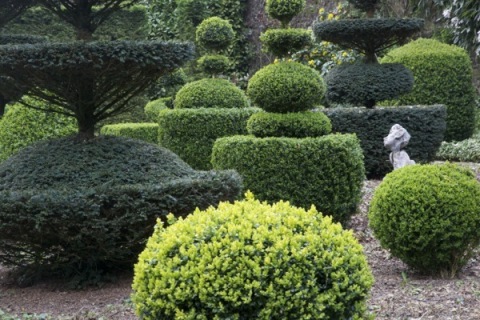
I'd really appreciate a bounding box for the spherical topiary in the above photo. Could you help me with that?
[266,0,306,27]
[174,78,249,109]
[198,54,230,75]
[144,97,170,122]
[369,163,480,277]
[247,61,325,113]
[247,111,332,138]
[0,97,77,161]
[260,28,312,58]
[132,192,374,319]
[195,16,235,52]
[381,38,477,142]
[325,62,414,108]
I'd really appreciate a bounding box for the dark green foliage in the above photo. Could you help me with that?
[325,63,414,108]
[346,0,380,14]
[100,123,159,144]
[144,98,170,122]
[147,68,187,100]
[321,105,446,178]
[195,16,234,52]
[0,34,45,45]
[381,38,476,142]
[0,0,35,27]
[260,28,312,58]
[247,111,332,138]
[247,61,325,113]
[0,136,241,277]
[158,107,261,170]
[198,54,230,76]
[212,134,365,225]
[174,78,248,109]
[369,163,480,277]
[265,0,306,27]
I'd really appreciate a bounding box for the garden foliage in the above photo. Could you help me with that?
[100,123,160,144]
[265,0,306,27]
[144,98,170,122]
[436,133,480,162]
[195,16,234,52]
[260,28,312,58]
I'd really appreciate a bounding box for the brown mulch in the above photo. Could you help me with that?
[1,163,480,319]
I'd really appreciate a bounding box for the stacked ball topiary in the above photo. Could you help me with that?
[369,163,480,277]
[132,192,374,319]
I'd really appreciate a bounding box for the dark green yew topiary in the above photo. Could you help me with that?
[195,16,235,52]
[260,28,312,58]
[247,61,325,113]
[133,193,373,319]
[174,78,248,109]
[198,54,230,76]
[369,163,480,277]
[325,63,414,108]
[265,0,306,27]
[247,111,332,138]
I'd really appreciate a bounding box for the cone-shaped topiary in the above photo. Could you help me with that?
[132,192,374,319]
[266,0,306,27]
[369,163,480,277]
[195,16,235,52]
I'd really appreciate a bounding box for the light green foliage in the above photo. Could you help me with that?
[144,97,170,122]
[212,134,365,225]
[266,0,306,27]
[196,16,234,52]
[100,123,160,144]
[381,38,476,142]
[247,111,332,138]
[198,54,230,76]
[174,78,249,109]
[132,192,373,319]
[436,133,480,162]
[247,61,325,113]
[0,98,76,161]
[260,28,312,58]
[369,163,480,277]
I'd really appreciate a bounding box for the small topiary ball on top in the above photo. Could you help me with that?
[260,28,312,58]
[247,61,325,113]
[195,16,235,52]
[174,78,249,109]
[369,163,480,277]
[132,192,374,319]
[266,0,306,27]
[197,54,230,76]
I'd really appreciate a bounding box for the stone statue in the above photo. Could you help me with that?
[384,124,415,170]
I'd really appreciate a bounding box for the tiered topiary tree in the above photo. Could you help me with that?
[313,0,424,108]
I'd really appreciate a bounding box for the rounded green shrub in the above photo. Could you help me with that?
[381,38,477,142]
[369,163,480,277]
[247,61,325,113]
[0,136,241,278]
[198,54,230,75]
[266,0,306,27]
[195,16,235,52]
[260,28,312,58]
[247,111,332,138]
[100,122,159,144]
[212,134,365,225]
[0,97,76,161]
[144,97,170,122]
[132,192,373,319]
[174,78,249,109]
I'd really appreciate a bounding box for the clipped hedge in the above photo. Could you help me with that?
[321,105,446,178]
[132,193,373,319]
[158,107,262,170]
[369,163,480,277]
[100,123,159,144]
[247,111,332,138]
[260,28,312,58]
[0,136,241,277]
[212,134,365,225]
[381,38,476,142]
[144,97,170,122]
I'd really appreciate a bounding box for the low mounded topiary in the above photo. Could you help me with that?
[260,28,312,58]
[247,61,325,113]
[174,78,249,109]
[212,134,365,225]
[369,163,480,277]
[132,192,374,319]
[247,111,332,138]
[100,122,159,144]
[0,136,241,278]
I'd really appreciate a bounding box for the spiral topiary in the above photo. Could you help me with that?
[174,78,249,109]
[260,28,312,58]
[132,192,374,319]
[368,163,480,277]
[247,61,325,113]
[266,0,306,27]
[195,16,235,52]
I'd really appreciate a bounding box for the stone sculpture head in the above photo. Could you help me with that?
[384,124,411,152]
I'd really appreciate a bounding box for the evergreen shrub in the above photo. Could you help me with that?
[198,54,230,75]
[195,16,234,52]
[0,136,241,277]
[144,97,170,122]
[247,61,325,113]
[132,192,373,319]
[369,163,480,277]
[100,123,160,144]
[260,28,312,58]
[321,105,446,178]
[266,0,306,27]
[174,78,249,109]
[158,107,261,170]
[381,38,476,142]
[212,134,365,225]
[247,111,332,138]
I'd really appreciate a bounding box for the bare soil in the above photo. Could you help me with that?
[1,163,480,320]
